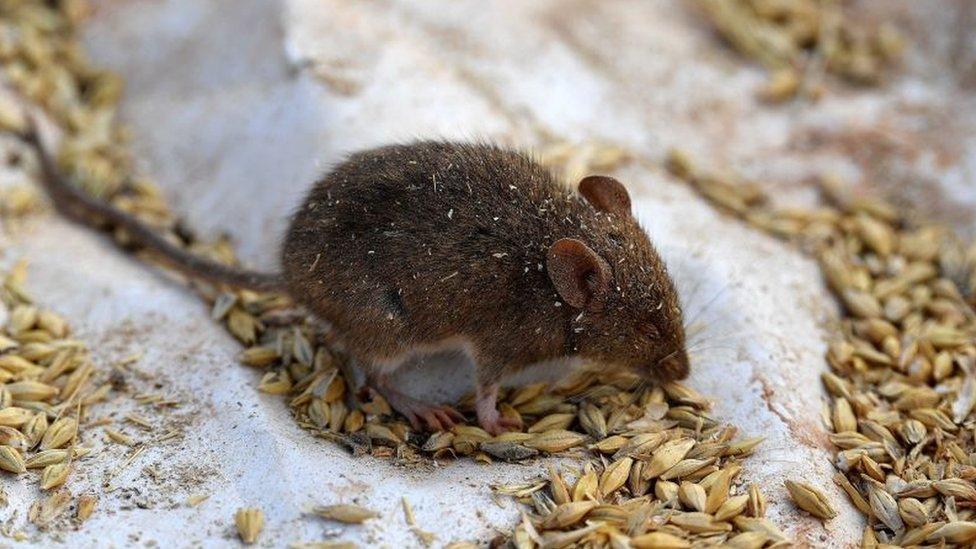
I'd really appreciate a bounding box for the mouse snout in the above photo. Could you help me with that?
[654,349,690,382]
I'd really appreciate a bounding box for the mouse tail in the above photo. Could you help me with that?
[19,121,286,293]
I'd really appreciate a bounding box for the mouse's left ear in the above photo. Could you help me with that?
[547,238,612,312]
[578,175,631,216]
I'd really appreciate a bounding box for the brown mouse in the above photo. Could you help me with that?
[24,127,689,435]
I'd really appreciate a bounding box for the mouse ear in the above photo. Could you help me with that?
[546,238,612,311]
[578,175,632,216]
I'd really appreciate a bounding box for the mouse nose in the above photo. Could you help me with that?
[656,350,690,381]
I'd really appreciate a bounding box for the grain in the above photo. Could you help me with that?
[0,446,26,473]
[784,480,837,520]
[629,531,690,548]
[696,0,904,100]
[235,507,264,544]
[672,151,976,546]
[312,504,379,524]
[76,494,97,522]
[0,261,110,520]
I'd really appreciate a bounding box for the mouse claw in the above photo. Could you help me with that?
[479,414,520,437]
[409,403,464,432]
[475,401,521,435]
[367,381,464,432]
[474,382,519,435]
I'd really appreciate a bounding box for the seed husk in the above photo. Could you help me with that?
[659,458,714,481]
[257,370,292,395]
[868,485,903,531]
[0,446,26,473]
[23,412,48,448]
[643,438,696,479]
[714,494,749,521]
[725,436,763,457]
[832,473,871,515]
[76,494,97,521]
[527,413,575,434]
[578,402,607,439]
[831,398,857,433]
[547,465,571,505]
[897,497,928,528]
[480,440,538,461]
[235,507,264,544]
[5,381,59,401]
[901,522,944,546]
[572,464,599,502]
[927,521,976,543]
[538,522,601,548]
[725,531,768,549]
[525,430,588,453]
[655,479,679,502]
[40,417,77,449]
[25,449,67,469]
[732,517,788,543]
[678,481,707,512]
[612,432,666,459]
[240,346,280,367]
[592,434,628,454]
[313,504,379,524]
[598,457,632,497]
[421,431,454,452]
[785,480,837,520]
[105,428,135,446]
[0,426,27,451]
[0,407,33,427]
[31,489,72,527]
[540,501,597,529]
[669,512,732,533]
[746,484,765,517]
[704,467,735,513]
[629,531,691,549]
[40,462,69,489]
[933,479,976,501]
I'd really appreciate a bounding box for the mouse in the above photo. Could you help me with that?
[22,125,690,435]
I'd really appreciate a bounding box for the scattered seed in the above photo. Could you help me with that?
[235,507,264,544]
[785,480,837,520]
[312,504,379,524]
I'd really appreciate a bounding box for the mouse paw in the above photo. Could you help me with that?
[371,385,464,432]
[477,409,522,436]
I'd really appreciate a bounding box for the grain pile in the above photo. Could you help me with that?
[696,0,904,101]
[668,149,976,546]
[0,0,175,236]
[0,260,109,533]
[489,376,782,548]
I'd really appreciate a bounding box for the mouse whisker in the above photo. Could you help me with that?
[675,268,708,307]
[687,346,740,359]
[687,334,743,351]
[686,321,742,346]
[656,349,679,365]
[683,284,730,331]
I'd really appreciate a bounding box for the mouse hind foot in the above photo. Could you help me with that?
[475,382,522,436]
[366,375,464,432]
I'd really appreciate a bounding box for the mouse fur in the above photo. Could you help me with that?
[26,125,689,435]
